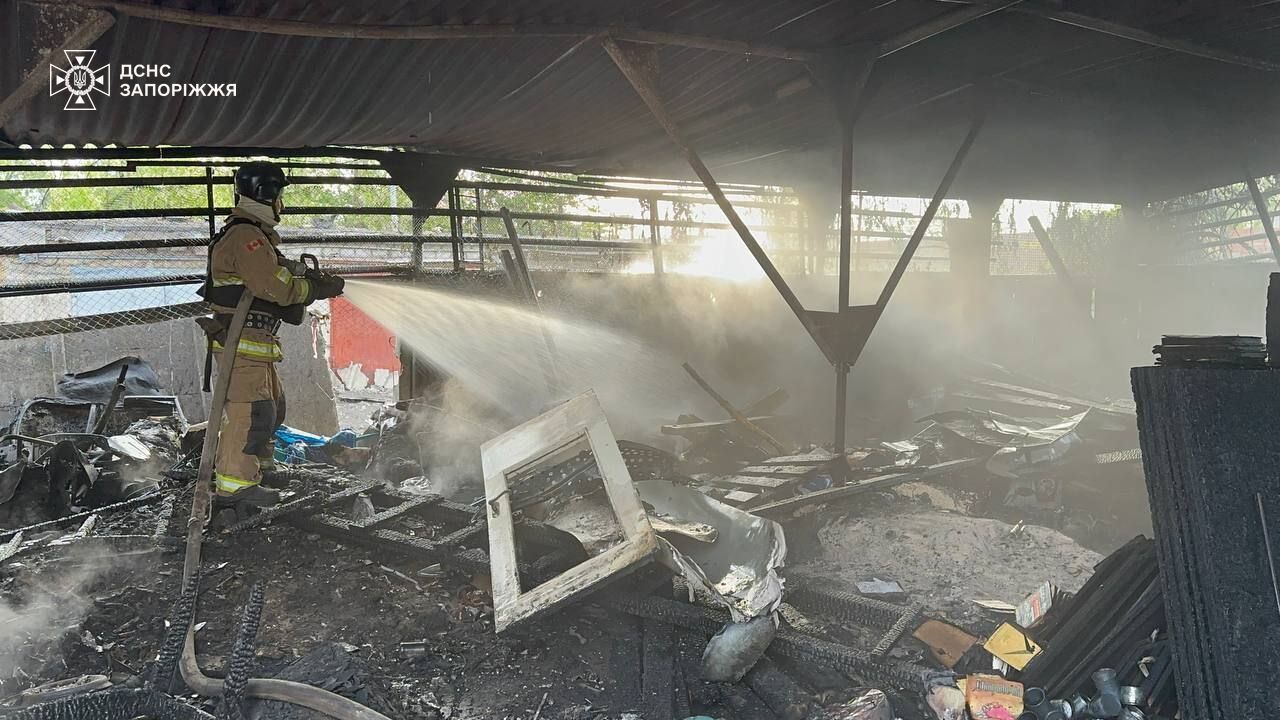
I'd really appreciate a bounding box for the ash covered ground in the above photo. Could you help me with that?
[1,474,1108,719]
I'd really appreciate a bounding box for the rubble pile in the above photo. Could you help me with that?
[0,356,1179,720]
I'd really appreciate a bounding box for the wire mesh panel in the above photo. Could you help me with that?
[0,156,1011,348]
[990,199,1122,277]
[0,157,423,337]
[1147,176,1280,266]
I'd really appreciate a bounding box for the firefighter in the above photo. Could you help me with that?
[197,162,344,511]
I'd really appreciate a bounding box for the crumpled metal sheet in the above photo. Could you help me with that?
[920,409,1089,448]
[701,613,778,682]
[634,480,786,623]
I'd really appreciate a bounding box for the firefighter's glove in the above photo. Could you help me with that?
[310,273,345,300]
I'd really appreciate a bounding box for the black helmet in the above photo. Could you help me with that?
[233,162,290,205]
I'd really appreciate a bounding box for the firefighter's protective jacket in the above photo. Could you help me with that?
[207,205,312,362]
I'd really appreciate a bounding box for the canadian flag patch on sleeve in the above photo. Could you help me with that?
[245,238,264,252]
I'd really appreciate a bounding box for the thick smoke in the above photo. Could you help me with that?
[0,543,140,688]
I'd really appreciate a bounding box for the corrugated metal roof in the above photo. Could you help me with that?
[5,1,1280,201]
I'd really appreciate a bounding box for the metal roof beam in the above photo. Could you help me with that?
[600,3,1015,166]
[1013,4,1280,73]
[602,36,829,358]
[879,0,1025,56]
[56,1,817,62]
[1245,174,1280,265]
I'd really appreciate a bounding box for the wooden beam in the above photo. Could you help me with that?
[879,0,1025,57]
[752,458,983,518]
[603,37,828,357]
[0,10,115,129]
[1245,175,1280,266]
[1028,215,1092,308]
[62,1,816,61]
[681,362,787,455]
[660,415,777,435]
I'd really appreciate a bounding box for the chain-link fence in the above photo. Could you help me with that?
[0,159,976,339]
[0,154,1150,426]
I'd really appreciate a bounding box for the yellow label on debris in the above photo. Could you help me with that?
[983,622,1043,671]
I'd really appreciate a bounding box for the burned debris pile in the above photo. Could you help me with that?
[0,354,1182,719]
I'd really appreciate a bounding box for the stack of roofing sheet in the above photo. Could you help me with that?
[1268,273,1280,366]
[1020,538,1165,700]
[1131,366,1280,719]
[1151,335,1266,367]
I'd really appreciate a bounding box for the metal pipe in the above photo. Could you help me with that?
[0,274,206,298]
[0,237,208,256]
[0,266,409,298]
[0,145,561,174]
[0,174,402,190]
[128,160,382,170]
[0,225,919,258]
[475,187,484,269]
[0,205,740,229]
[448,185,463,271]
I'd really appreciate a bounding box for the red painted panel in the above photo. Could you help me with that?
[329,297,401,375]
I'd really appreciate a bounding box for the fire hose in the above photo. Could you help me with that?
[181,291,393,720]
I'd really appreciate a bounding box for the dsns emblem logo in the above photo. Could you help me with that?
[49,50,110,110]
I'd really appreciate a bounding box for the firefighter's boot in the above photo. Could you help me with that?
[214,484,281,510]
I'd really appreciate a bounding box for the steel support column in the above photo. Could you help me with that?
[813,48,878,456]
[204,166,216,239]
[1245,174,1280,266]
[379,155,461,401]
[647,193,665,274]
